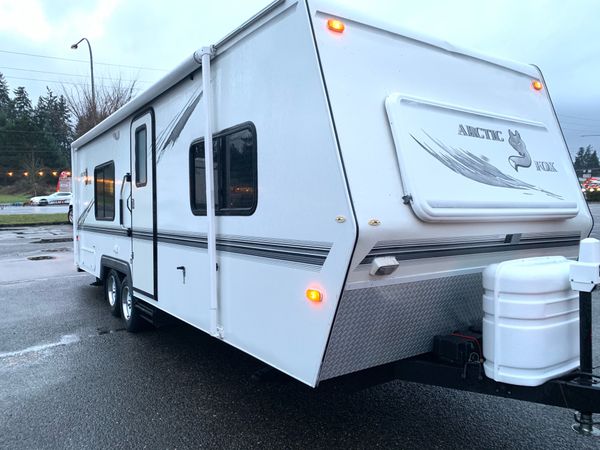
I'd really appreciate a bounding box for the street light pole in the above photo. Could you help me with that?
[70,37,95,121]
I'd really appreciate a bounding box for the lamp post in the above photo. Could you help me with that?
[70,37,96,121]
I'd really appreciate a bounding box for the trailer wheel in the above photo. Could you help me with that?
[120,276,142,332]
[104,269,121,317]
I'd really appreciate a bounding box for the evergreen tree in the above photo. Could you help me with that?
[0,73,10,107]
[0,73,75,190]
[12,86,33,120]
[0,73,11,129]
[574,145,599,172]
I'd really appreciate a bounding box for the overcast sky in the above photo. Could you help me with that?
[0,0,598,153]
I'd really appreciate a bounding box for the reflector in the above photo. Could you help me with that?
[532,80,543,91]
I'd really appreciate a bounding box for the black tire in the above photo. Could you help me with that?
[104,269,121,317]
[39,199,48,206]
[120,276,143,332]
[68,206,73,224]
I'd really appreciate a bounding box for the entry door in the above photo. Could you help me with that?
[130,112,157,301]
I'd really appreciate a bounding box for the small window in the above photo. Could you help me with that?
[190,122,257,216]
[94,161,115,221]
[135,125,147,187]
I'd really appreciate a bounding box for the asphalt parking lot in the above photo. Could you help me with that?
[1,211,600,449]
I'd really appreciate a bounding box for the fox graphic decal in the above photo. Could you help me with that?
[507,129,532,172]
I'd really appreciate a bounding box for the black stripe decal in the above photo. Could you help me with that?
[361,235,580,264]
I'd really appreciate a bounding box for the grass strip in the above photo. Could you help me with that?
[0,194,29,203]
[0,213,69,226]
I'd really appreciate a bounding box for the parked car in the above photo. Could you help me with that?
[581,177,600,192]
[30,191,72,206]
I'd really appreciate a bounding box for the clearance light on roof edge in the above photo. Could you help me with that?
[327,19,345,33]
[306,289,323,303]
[532,80,543,91]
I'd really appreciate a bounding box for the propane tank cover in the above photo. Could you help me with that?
[578,238,600,263]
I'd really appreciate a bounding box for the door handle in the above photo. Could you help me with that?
[119,173,132,229]
[176,266,186,284]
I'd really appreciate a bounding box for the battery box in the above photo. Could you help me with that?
[433,330,482,366]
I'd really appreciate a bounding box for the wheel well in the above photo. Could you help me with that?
[100,256,131,282]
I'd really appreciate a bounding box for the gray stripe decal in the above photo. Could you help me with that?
[79,224,128,237]
[361,234,580,264]
[79,225,331,266]
[158,231,331,266]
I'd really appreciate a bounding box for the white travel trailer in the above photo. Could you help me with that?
[72,0,597,419]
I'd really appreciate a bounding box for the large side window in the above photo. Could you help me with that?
[190,122,257,216]
[94,161,115,221]
[135,125,147,187]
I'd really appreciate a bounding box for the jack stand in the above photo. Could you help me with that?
[571,290,599,436]
[573,412,600,437]
[570,244,600,437]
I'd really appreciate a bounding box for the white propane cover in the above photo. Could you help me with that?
[482,256,579,387]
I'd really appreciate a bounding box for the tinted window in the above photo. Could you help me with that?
[135,126,147,187]
[190,142,219,213]
[190,123,256,216]
[94,161,115,221]
[222,128,255,210]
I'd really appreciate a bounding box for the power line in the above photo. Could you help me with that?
[562,127,600,133]
[0,66,150,84]
[558,114,600,123]
[3,74,145,89]
[0,130,72,136]
[559,119,600,128]
[0,49,168,72]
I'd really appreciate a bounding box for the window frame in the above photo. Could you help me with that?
[94,160,116,221]
[134,124,148,187]
[189,121,257,217]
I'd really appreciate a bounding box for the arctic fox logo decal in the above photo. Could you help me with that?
[507,129,532,172]
[411,131,561,199]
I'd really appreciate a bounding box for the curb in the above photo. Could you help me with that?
[0,222,71,228]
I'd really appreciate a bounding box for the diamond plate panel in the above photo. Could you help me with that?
[318,273,483,381]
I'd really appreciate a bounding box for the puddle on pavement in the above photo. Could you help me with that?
[31,238,73,244]
[43,247,70,253]
[96,327,126,335]
[27,255,56,261]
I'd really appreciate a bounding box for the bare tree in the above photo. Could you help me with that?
[20,152,45,196]
[63,77,137,139]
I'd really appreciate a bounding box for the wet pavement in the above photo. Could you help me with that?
[1,215,599,449]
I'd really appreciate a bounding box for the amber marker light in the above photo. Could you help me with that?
[306,289,323,302]
[327,19,345,33]
[532,80,543,91]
